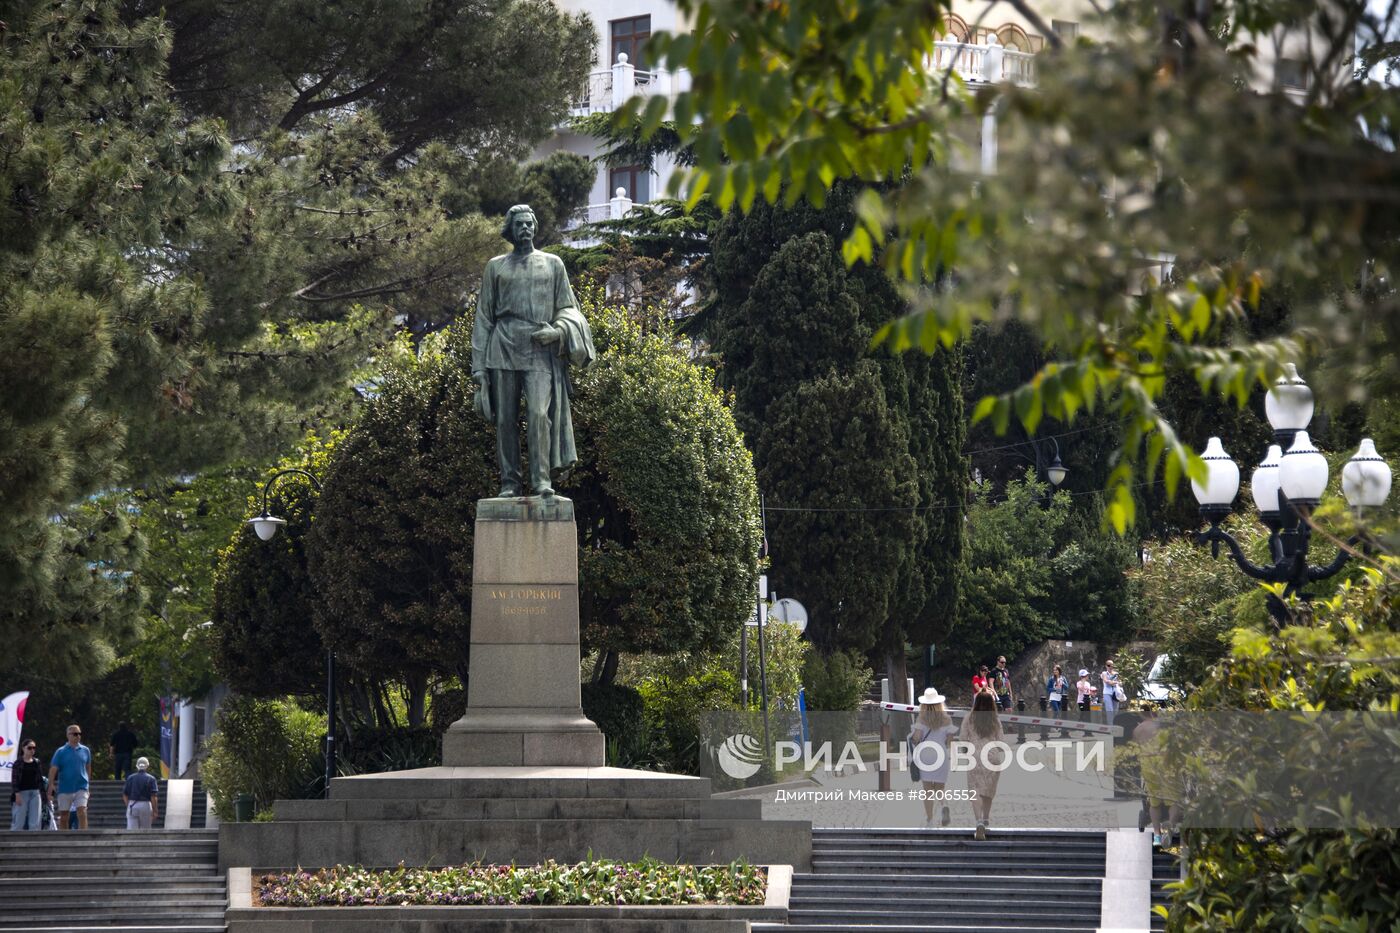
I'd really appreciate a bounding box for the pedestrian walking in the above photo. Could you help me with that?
[971,665,991,695]
[959,690,1005,840]
[110,722,139,781]
[9,740,43,831]
[991,656,1014,711]
[1101,659,1124,726]
[908,687,957,828]
[122,758,160,829]
[48,724,92,831]
[1046,665,1069,714]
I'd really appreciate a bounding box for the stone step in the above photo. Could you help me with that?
[790,908,1100,925]
[811,842,1105,857]
[813,833,1104,847]
[0,829,217,841]
[794,873,1102,891]
[274,795,759,822]
[0,918,224,924]
[812,847,1104,862]
[761,918,1097,924]
[0,849,217,862]
[0,864,221,878]
[811,858,1104,876]
[2,896,225,913]
[796,893,1100,910]
[326,766,712,800]
[219,816,811,872]
[0,879,225,893]
[812,828,1105,838]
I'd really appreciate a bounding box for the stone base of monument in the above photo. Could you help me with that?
[218,766,811,871]
[217,496,811,876]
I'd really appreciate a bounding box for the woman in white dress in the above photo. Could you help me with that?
[908,687,957,827]
[959,689,1006,839]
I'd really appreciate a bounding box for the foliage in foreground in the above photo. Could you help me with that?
[255,859,767,907]
[1154,557,1400,931]
[627,0,1400,532]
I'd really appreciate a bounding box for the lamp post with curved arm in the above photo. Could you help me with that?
[1191,365,1392,627]
[245,468,337,796]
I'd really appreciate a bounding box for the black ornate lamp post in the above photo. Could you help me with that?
[246,469,337,796]
[1191,365,1393,626]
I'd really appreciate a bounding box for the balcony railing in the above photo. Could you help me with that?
[570,41,1033,121]
[930,38,1036,86]
[561,189,654,245]
[570,54,688,118]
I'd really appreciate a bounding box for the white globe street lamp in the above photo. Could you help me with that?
[1250,444,1283,519]
[1191,366,1390,626]
[1278,431,1329,508]
[1191,437,1240,520]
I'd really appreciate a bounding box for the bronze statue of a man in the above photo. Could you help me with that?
[471,204,595,498]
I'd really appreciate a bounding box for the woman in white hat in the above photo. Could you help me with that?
[909,687,956,828]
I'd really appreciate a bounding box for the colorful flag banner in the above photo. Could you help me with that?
[158,696,175,779]
[0,691,29,773]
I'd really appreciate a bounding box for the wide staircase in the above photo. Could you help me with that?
[0,828,225,932]
[80,779,208,829]
[756,827,1105,932]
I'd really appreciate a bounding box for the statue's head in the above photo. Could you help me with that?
[501,205,538,246]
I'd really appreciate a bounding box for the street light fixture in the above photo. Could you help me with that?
[1046,446,1068,488]
[246,468,337,796]
[1191,366,1392,626]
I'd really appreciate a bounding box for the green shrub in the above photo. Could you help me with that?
[202,696,324,819]
[801,649,872,712]
[340,726,440,774]
[637,668,740,774]
[582,683,653,767]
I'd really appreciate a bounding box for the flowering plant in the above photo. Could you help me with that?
[255,858,767,907]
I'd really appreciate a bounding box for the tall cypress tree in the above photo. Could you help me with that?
[710,187,966,697]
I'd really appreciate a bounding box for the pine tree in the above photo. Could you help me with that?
[709,188,966,693]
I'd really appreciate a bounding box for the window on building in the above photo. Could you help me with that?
[610,16,652,71]
[610,165,652,203]
[1276,58,1308,89]
[995,24,1032,52]
[1052,19,1080,42]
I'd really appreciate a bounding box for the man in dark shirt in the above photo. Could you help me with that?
[121,757,159,829]
[110,722,139,780]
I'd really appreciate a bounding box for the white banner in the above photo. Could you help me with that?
[0,691,29,772]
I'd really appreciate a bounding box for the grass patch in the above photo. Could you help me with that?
[255,859,767,907]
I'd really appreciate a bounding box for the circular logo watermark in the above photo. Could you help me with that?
[714,733,764,779]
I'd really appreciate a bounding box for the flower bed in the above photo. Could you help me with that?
[254,859,767,908]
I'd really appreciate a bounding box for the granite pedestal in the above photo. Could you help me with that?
[218,496,811,877]
[442,496,604,767]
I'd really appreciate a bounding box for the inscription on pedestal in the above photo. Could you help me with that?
[488,586,563,617]
[471,583,579,643]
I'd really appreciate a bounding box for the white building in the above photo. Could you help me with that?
[538,0,1318,233]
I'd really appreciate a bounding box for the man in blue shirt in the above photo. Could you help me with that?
[122,757,160,829]
[48,724,92,830]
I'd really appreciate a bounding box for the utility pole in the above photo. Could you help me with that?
[756,495,771,751]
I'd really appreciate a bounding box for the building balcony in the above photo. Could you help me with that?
[569,54,690,118]
[561,188,649,246]
[930,37,1036,86]
[570,39,1034,121]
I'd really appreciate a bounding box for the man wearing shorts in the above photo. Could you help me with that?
[49,724,92,830]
